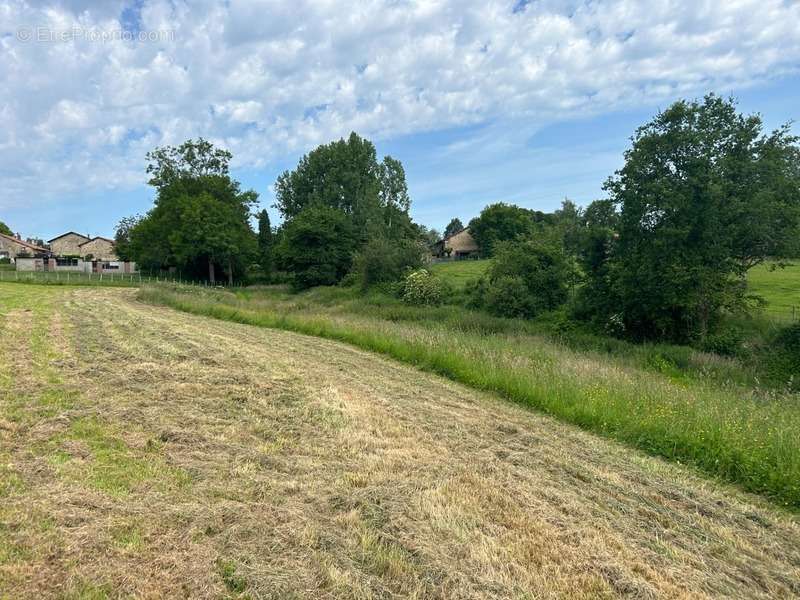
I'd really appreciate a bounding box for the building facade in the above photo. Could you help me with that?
[79,237,118,260]
[48,232,90,256]
[434,228,479,259]
[0,232,48,260]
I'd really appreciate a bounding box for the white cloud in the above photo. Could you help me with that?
[0,0,798,208]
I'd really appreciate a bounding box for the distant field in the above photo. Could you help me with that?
[3,283,800,598]
[429,259,489,289]
[747,261,800,321]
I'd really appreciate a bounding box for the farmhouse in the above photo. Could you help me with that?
[48,231,91,256]
[79,236,117,260]
[434,227,479,259]
[15,230,136,274]
[0,232,48,261]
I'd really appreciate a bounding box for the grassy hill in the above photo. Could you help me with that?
[2,282,799,598]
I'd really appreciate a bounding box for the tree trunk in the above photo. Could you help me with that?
[227,258,233,286]
[208,259,215,285]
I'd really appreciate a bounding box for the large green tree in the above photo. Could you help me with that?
[274,132,417,286]
[599,95,800,341]
[275,205,356,289]
[120,140,257,283]
[468,203,547,257]
[0,221,13,236]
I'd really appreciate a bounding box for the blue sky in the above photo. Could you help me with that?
[1,1,798,239]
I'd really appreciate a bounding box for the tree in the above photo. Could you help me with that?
[275,205,356,289]
[598,95,800,341]
[553,199,583,256]
[0,221,13,236]
[468,203,542,257]
[123,140,257,283]
[146,138,232,189]
[443,218,464,239]
[257,209,273,278]
[417,225,441,250]
[274,132,418,285]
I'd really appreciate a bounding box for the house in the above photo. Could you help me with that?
[79,236,117,261]
[433,227,479,259]
[48,232,90,256]
[15,230,136,274]
[0,232,48,261]
[15,256,137,274]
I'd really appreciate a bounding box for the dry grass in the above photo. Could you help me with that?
[1,283,799,598]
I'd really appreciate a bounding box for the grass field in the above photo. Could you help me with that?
[2,282,800,598]
[429,259,489,290]
[747,261,800,321]
[139,283,800,509]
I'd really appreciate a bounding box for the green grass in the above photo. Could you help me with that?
[429,259,489,290]
[747,261,800,322]
[139,283,800,509]
[0,269,143,287]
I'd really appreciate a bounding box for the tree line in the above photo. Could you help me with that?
[116,94,800,344]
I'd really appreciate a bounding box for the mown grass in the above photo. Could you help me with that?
[138,284,800,509]
[0,269,142,287]
[429,259,489,290]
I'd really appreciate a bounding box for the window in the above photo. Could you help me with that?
[56,257,79,267]
[102,262,119,270]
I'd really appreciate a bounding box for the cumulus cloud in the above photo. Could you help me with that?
[0,0,798,208]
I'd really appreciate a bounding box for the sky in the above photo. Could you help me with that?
[0,0,798,240]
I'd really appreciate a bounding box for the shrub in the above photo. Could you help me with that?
[699,328,745,357]
[351,237,424,290]
[402,269,443,306]
[758,323,800,390]
[470,239,572,318]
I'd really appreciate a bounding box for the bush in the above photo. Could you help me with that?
[351,237,424,290]
[758,323,800,390]
[470,239,572,318]
[699,328,745,357]
[402,269,443,306]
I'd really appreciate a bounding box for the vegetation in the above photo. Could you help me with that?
[467,202,549,257]
[116,139,258,284]
[4,282,799,597]
[443,217,464,238]
[140,283,800,508]
[468,238,574,318]
[0,220,12,236]
[584,95,800,342]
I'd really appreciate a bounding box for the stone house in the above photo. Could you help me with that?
[79,236,117,261]
[434,227,479,259]
[48,232,90,256]
[0,232,48,261]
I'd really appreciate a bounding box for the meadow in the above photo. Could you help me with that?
[139,279,800,509]
[2,282,800,598]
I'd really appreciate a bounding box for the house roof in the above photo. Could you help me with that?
[48,231,90,243]
[78,236,115,246]
[0,232,48,253]
[440,227,470,243]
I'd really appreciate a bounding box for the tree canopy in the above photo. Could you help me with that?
[118,139,257,283]
[443,218,464,239]
[274,132,417,287]
[591,95,800,340]
[0,220,13,237]
[468,203,548,257]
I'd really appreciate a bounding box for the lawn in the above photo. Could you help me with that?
[139,282,800,509]
[747,260,800,321]
[429,259,489,290]
[2,282,800,598]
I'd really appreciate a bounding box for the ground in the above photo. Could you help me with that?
[1,284,799,599]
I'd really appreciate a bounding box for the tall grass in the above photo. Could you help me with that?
[138,284,800,509]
